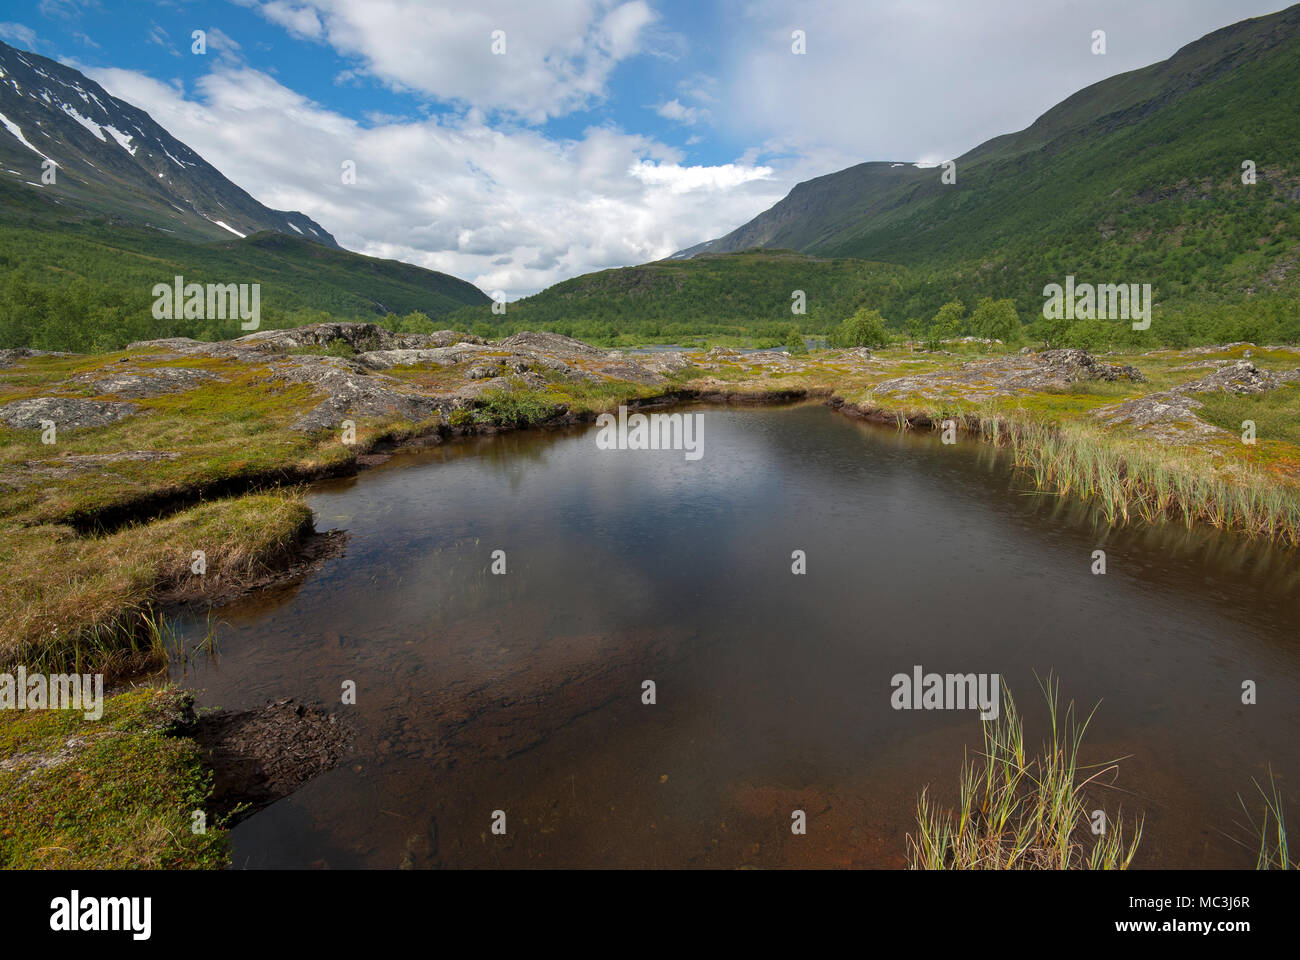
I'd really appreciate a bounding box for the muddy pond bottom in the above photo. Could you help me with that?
[173,404,1300,868]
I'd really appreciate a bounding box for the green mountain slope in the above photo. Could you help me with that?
[444,250,911,345]
[675,5,1300,327]
[0,189,489,351]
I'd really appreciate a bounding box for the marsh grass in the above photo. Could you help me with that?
[1232,771,1295,870]
[999,416,1300,545]
[1,491,311,679]
[907,677,1143,870]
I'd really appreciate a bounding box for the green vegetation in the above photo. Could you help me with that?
[1001,415,1300,544]
[475,376,561,426]
[0,214,488,353]
[832,306,889,348]
[0,685,226,869]
[1235,771,1295,870]
[1,493,312,680]
[907,678,1143,869]
[443,250,912,347]
[1198,383,1300,448]
[692,8,1300,334]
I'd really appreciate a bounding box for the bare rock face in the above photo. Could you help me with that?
[0,396,138,430]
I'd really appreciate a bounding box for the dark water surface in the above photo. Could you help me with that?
[173,403,1300,868]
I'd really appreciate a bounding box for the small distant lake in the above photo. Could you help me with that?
[174,403,1300,868]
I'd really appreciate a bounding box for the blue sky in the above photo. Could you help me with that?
[0,0,1289,296]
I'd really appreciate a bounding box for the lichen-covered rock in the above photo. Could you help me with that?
[0,348,73,368]
[1179,360,1300,395]
[355,345,490,369]
[872,349,1144,404]
[496,331,606,358]
[267,357,443,432]
[1038,349,1146,383]
[73,366,219,399]
[0,396,138,430]
[1093,362,1300,444]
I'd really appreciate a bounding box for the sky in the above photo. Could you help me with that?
[0,0,1290,298]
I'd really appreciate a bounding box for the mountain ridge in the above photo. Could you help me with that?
[0,39,337,246]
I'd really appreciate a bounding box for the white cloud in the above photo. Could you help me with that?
[0,22,38,47]
[237,0,658,122]
[718,0,1289,166]
[655,98,708,126]
[259,2,325,40]
[86,63,786,298]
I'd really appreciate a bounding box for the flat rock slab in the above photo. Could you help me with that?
[0,396,137,430]
[72,366,219,398]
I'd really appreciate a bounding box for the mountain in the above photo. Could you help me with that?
[0,39,337,245]
[674,5,1300,319]
[0,40,490,352]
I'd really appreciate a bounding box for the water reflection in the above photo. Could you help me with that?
[174,403,1299,869]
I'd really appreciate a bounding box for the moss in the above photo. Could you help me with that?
[0,685,227,869]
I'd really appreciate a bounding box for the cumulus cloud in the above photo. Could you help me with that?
[654,98,708,125]
[86,63,787,298]
[235,0,659,122]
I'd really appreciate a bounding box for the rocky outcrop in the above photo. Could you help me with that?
[0,396,138,430]
[1038,349,1146,383]
[1178,360,1300,394]
[268,356,447,432]
[72,365,219,399]
[1094,360,1300,443]
[872,349,1144,404]
[0,348,71,368]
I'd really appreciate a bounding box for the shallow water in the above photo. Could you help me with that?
[172,403,1300,869]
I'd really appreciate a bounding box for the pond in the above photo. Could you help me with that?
[173,403,1300,868]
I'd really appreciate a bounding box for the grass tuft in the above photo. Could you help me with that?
[907,676,1143,870]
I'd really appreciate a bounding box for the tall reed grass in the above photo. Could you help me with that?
[907,677,1143,869]
[966,415,1300,546]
